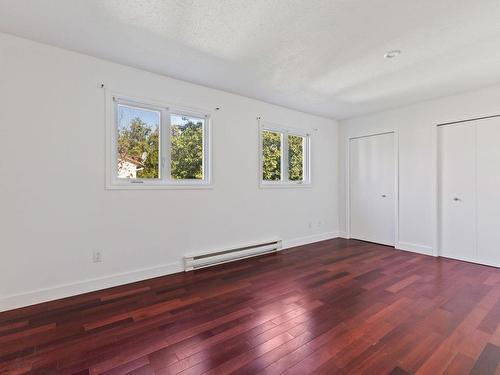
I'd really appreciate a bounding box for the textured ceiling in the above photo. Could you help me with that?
[1,0,500,119]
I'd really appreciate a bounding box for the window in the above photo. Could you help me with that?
[260,124,310,186]
[170,113,205,180]
[116,103,161,180]
[107,95,211,188]
[262,130,282,181]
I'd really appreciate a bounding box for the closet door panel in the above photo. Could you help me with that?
[476,117,500,267]
[438,123,476,261]
[349,132,395,246]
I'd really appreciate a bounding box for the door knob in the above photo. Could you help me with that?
[381,194,387,198]
[453,197,461,201]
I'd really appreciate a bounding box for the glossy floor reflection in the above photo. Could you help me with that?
[1,239,500,374]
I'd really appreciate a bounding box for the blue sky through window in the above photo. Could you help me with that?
[118,106,204,130]
[171,113,204,127]
[118,105,160,130]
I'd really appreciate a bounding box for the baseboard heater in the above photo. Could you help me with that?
[184,239,282,271]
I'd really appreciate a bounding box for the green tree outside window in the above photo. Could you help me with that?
[170,120,203,179]
[288,135,304,181]
[117,117,159,179]
[262,131,282,180]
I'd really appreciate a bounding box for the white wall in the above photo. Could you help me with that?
[0,33,339,311]
[339,84,500,255]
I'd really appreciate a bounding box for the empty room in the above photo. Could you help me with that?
[1,1,500,374]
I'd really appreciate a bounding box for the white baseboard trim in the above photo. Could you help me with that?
[282,231,340,250]
[0,261,183,312]
[438,254,499,268]
[1,232,343,312]
[396,241,434,256]
[337,231,350,239]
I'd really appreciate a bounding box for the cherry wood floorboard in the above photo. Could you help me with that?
[1,239,500,374]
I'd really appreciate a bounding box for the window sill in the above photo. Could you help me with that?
[259,182,312,189]
[106,182,213,190]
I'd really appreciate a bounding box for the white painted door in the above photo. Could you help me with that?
[476,117,500,267]
[438,123,476,262]
[349,132,395,246]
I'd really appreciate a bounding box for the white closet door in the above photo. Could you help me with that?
[438,123,476,262]
[476,117,500,267]
[349,132,395,246]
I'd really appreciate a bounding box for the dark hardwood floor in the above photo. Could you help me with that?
[1,239,500,375]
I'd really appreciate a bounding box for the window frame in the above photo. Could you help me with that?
[106,92,212,189]
[259,121,311,188]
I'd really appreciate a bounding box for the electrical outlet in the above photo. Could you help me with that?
[93,250,103,263]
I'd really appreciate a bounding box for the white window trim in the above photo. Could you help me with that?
[105,91,212,190]
[258,121,312,188]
